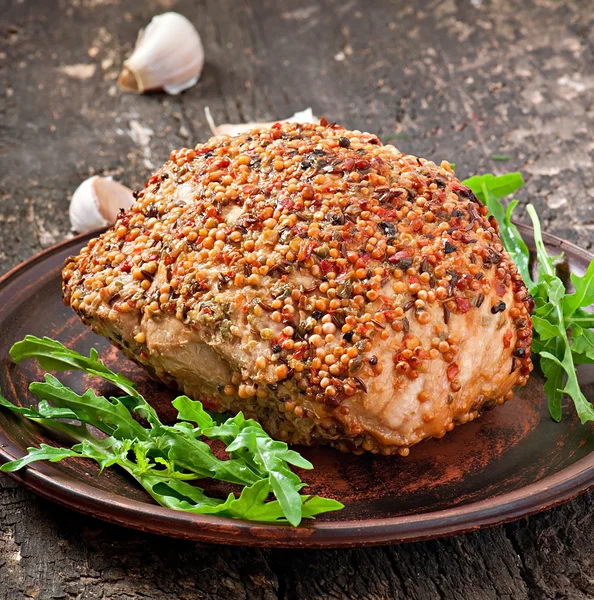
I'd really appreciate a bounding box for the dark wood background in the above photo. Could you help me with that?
[2,1,594,598]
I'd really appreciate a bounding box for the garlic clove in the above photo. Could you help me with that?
[69,176,135,233]
[118,12,204,95]
[204,107,318,136]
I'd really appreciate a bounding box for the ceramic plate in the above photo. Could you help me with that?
[0,225,593,548]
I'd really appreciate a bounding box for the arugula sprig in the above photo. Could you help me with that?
[462,173,594,423]
[0,336,343,526]
[10,336,161,427]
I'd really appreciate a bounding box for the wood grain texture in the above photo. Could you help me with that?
[2,0,594,598]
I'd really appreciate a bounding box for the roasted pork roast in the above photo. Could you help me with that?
[63,121,533,455]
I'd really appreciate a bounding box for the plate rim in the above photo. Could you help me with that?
[0,223,593,548]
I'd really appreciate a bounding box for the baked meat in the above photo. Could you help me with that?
[63,121,533,455]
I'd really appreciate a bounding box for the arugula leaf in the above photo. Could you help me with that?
[10,337,137,394]
[172,396,215,430]
[205,417,315,526]
[154,478,272,518]
[564,260,594,318]
[157,427,261,485]
[462,172,524,203]
[504,200,534,288]
[150,477,225,507]
[570,309,594,329]
[225,430,301,526]
[0,392,101,445]
[30,374,148,441]
[301,495,344,518]
[0,395,77,421]
[226,428,313,471]
[0,341,343,526]
[203,412,313,497]
[10,336,161,428]
[571,329,594,362]
[526,204,594,423]
[72,438,134,472]
[540,349,594,423]
[206,414,312,470]
[148,478,342,522]
[531,315,561,341]
[1,444,81,472]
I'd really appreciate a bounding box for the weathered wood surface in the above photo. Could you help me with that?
[1,0,594,598]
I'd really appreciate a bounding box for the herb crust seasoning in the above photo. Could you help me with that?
[62,121,533,455]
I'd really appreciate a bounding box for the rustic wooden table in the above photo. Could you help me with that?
[2,1,594,598]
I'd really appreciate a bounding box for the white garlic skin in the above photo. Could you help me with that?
[204,107,318,136]
[118,12,204,95]
[69,176,135,233]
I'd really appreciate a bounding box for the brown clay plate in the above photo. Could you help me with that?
[0,225,593,548]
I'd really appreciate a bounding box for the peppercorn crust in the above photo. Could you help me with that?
[62,120,533,455]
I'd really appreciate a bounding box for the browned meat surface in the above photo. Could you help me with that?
[62,121,533,455]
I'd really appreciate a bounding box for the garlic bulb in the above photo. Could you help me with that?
[69,176,135,233]
[204,107,318,136]
[118,12,204,95]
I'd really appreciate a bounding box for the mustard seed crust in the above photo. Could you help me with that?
[62,120,533,455]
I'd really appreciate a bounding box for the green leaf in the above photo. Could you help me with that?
[9,336,161,428]
[149,478,280,521]
[207,417,313,470]
[571,329,594,362]
[267,473,303,526]
[172,396,215,430]
[204,412,311,485]
[540,348,564,422]
[0,392,99,448]
[301,495,345,518]
[540,349,594,423]
[1,443,81,472]
[523,204,594,422]
[569,309,594,329]
[564,260,594,318]
[148,478,343,523]
[72,438,131,472]
[203,412,260,444]
[1,336,344,525]
[462,172,524,202]
[10,337,136,394]
[503,200,533,291]
[541,274,566,305]
[225,426,313,471]
[30,374,148,441]
[527,205,556,278]
[0,394,78,421]
[226,429,308,526]
[157,428,261,485]
[149,477,226,510]
[532,315,563,341]
[458,174,594,426]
